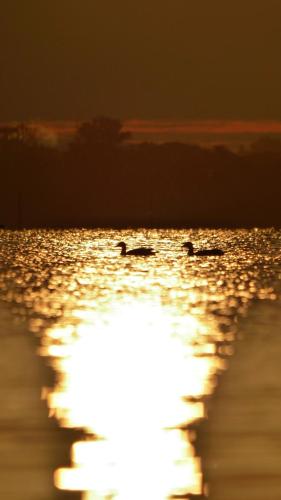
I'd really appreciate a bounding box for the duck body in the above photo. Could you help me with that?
[116,241,156,256]
[182,241,224,256]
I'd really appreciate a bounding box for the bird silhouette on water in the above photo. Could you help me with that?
[116,241,156,256]
[182,241,224,256]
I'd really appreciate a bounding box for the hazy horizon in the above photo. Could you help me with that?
[1,119,281,229]
[2,118,281,151]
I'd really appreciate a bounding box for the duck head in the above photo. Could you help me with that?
[116,242,126,249]
[182,242,194,255]
[182,242,193,250]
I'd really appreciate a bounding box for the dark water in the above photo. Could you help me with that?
[200,299,281,500]
[0,228,280,500]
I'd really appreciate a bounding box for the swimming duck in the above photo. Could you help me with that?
[182,241,224,256]
[116,241,156,256]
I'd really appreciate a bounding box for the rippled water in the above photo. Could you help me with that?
[0,228,280,500]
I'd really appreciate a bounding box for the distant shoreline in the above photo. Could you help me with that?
[1,224,281,230]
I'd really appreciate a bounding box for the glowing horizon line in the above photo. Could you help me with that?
[2,118,281,136]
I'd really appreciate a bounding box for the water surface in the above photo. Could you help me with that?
[0,228,280,499]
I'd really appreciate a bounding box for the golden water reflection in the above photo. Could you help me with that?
[0,229,279,498]
[42,299,224,499]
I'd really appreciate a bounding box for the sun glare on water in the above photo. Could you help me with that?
[42,300,218,499]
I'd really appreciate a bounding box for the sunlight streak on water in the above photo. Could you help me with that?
[48,300,213,498]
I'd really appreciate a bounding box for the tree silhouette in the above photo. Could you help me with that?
[0,123,40,150]
[71,116,131,150]
[250,135,281,154]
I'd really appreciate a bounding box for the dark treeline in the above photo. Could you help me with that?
[1,118,281,228]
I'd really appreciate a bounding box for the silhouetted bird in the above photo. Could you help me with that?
[116,241,156,256]
[182,241,224,256]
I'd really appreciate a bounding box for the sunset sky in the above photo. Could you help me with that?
[1,1,281,142]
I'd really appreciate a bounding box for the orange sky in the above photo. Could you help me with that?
[125,120,281,135]
[1,2,281,125]
[5,118,281,135]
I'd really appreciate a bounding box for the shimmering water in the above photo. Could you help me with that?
[0,228,280,500]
